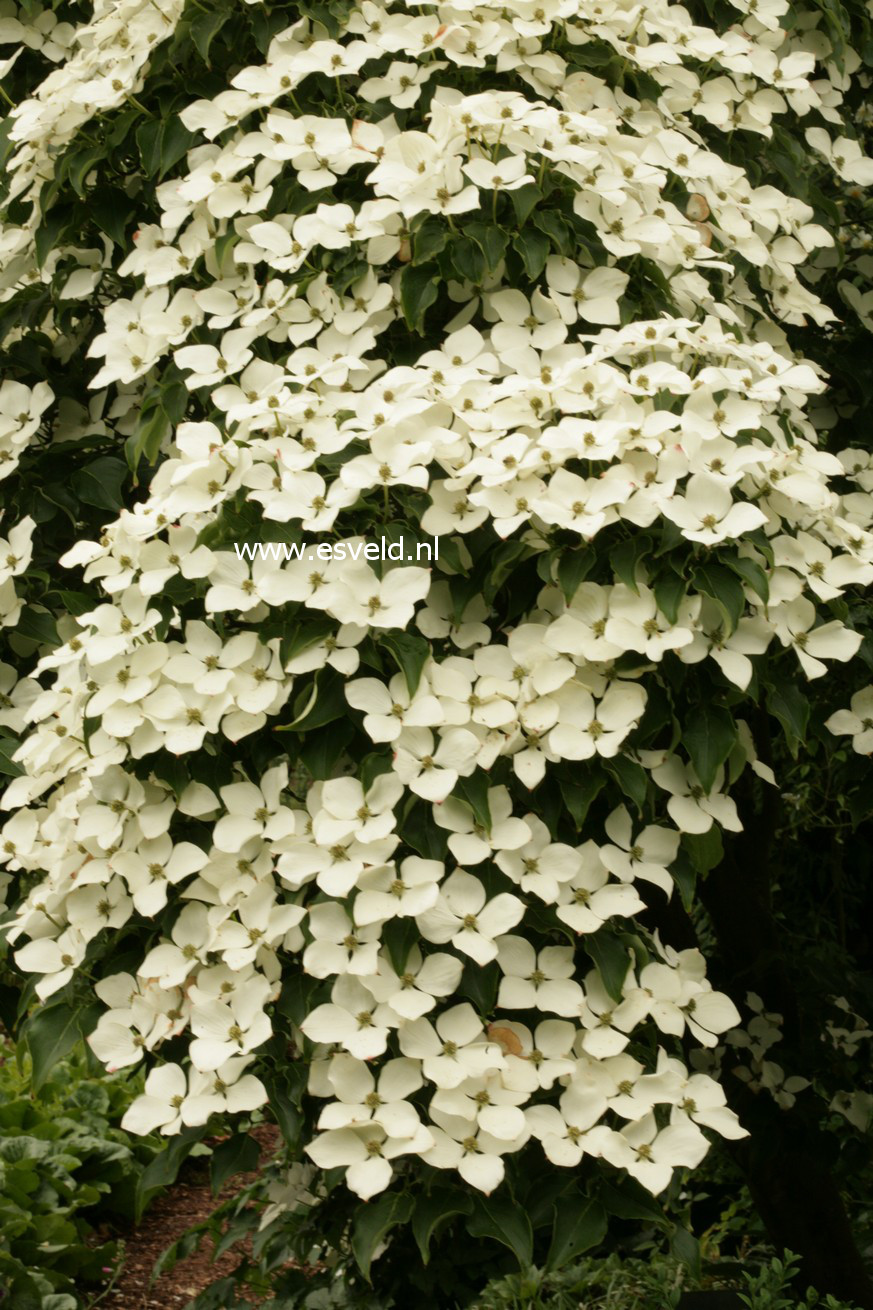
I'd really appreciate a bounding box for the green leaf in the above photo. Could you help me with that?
[0,735,23,777]
[90,186,135,246]
[412,1189,473,1264]
[451,237,486,284]
[298,719,354,779]
[280,616,334,665]
[671,1225,702,1278]
[210,1133,260,1197]
[722,553,769,604]
[25,1001,101,1092]
[459,958,498,1013]
[351,1190,414,1281]
[483,539,533,603]
[400,262,440,334]
[546,1196,607,1271]
[136,1127,204,1221]
[35,202,75,269]
[281,667,347,732]
[380,629,430,696]
[412,216,449,265]
[610,536,649,592]
[515,229,550,280]
[532,209,571,256]
[693,562,745,636]
[382,917,421,976]
[510,184,542,225]
[136,119,163,176]
[452,769,492,832]
[560,773,604,830]
[653,567,686,625]
[600,1179,667,1226]
[683,704,737,793]
[159,117,197,179]
[682,826,723,874]
[557,548,594,603]
[65,146,104,199]
[191,6,230,63]
[604,755,647,812]
[468,1193,533,1268]
[465,222,509,274]
[16,607,59,647]
[125,398,170,471]
[71,456,128,510]
[766,682,809,758]
[586,930,631,1002]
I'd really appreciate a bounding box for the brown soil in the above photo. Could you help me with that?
[99,1123,280,1310]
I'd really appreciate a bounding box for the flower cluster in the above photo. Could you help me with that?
[0,0,872,1216]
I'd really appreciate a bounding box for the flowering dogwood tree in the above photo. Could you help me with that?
[1,0,872,1302]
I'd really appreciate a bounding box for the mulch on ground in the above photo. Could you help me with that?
[99,1123,281,1310]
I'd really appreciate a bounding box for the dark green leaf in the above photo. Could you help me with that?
[682,826,723,874]
[136,1127,204,1221]
[159,117,197,179]
[556,547,594,603]
[400,262,440,334]
[532,209,571,256]
[0,735,23,777]
[351,1190,414,1281]
[722,553,769,604]
[137,119,163,176]
[16,607,59,647]
[71,457,128,510]
[560,773,604,830]
[25,1000,101,1092]
[683,704,737,793]
[671,1225,702,1278]
[465,222,509,274]
[515,229,550,280]
[610,537,649,592]
[510,184,542,225]
[468,1193,533,1268]
[653,568,686,625]
[412,1188,473,1264]
[546,1196,607,1270]
[210,1133,260,1197]
[693,562,745,636]
[90,186,135,246]
[191,6,230,63]
[451,237,486,284]
[452,769,492,832]
[380,629,430,697]
[586,930,630,1002]
[604,755,647,812]
[412,216,449,265]
[767,682,809,758]
[382,917,421,975]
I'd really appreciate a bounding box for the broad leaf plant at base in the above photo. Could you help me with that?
[0,0,873,1304]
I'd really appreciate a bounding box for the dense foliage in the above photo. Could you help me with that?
[0,0,872,1304]
[0,1037,158,1309]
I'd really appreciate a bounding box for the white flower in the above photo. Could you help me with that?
[663,474,767,545]
[650,757,742,834]
[590,1111,709,1195]
[353,856,443,926]
[416,870,525,965]
[496,935,584,1016]
[548,681,647,761]
[826,686,873,755]
[305,1120,434,1200]
[398,1002,505,1089]
[420,1107,528,1194]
